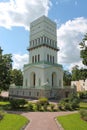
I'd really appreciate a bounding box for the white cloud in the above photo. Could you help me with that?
[57,17,87,70]
[13,53,28,70]
[0,0,51,29]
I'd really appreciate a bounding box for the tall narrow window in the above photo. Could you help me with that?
[47,54,49,62]
[35,55,37,62]
[32,56,34,63]
[33,73,36,86]
[50,55,52,62]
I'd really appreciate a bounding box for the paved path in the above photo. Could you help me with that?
[22,111,77,130]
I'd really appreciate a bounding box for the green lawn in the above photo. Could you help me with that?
[0,113,29,130]
[0,101,10,105]
[57,113,87,130]
[80,102,87,109]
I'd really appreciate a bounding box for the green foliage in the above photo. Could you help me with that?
[79,33,87,66]
[0,113,28,130]
[79,109,87,121]
[58,94,80,111]
[43,104,48,111]
[38,97,49,106]
[71,65,87,81]
[36,102,42,111]
[0,48,13,90]
[57,113,87,130]
[78,91,87,99]
[10,69,23,86]
[72,65,80,81]
[9,98,28,109]
[0,111,4,121]
[28,102,34,111]
[63,70,72,86]
[50,104,55,111]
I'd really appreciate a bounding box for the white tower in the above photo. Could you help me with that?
[23,16,63,98]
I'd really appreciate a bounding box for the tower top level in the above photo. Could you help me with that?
[28,15,58,51]
[30,15,57,41]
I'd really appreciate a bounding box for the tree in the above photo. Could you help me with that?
[63,70,72,86]
[0,47,13,90]
[71,65,80,81]
[71,65,87,81]
[79,33,87,66]
[10,69,23,86]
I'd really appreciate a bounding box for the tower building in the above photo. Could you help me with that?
[22,16,63,98]
[10,16,75,99]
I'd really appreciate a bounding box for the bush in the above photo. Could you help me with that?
[78,91,87,99]
[28,103,33,111]
[9,98,28,109]
[38,97,49,106]
[36,102,42,111]
[50,104,55,111]
[58,94,80,111]
[79,109,87,121]
[0,111,4,121]
[43,104,48,111]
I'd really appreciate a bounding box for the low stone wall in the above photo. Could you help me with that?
[9,87,76,99]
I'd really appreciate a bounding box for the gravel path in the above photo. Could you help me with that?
[22,111,77,130]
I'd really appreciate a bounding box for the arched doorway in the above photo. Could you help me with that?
[30,72,36,87]
[52,72,57,87]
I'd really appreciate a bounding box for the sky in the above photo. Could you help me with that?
[0,0,87,71]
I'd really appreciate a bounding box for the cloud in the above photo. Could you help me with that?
[0,0,51,29]
[13,53,28,70]
[57,17,87,70]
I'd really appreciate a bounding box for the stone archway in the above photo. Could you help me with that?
[52,72,57,87]
[30,72,36,87]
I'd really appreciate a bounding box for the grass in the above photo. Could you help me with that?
[0,101,10,105]
[57,113,87,130]
[0,113,29,130]
[80,102,87,109]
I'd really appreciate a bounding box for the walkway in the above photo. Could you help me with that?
[22,111,77,130]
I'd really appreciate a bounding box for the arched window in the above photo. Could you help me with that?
[50,55,52,62]
[32,56,34,63]
[35,55,37,62]
[38,38,40,44]
[38,54,40,62]
[52,72,57,87]
[47,54,49,62]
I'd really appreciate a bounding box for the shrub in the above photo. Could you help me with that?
[0,111,4,121]
[50,104,55,111]
[78,91,87,99]
[58,94,80,111]
[36,102,42,111]
[38,97,49,106]
[79,109,87,121]
[9,98,28,109]
[28,103,33,111]
[43,104,48,111]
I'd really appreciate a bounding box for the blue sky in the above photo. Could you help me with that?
[0,0,87,70]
